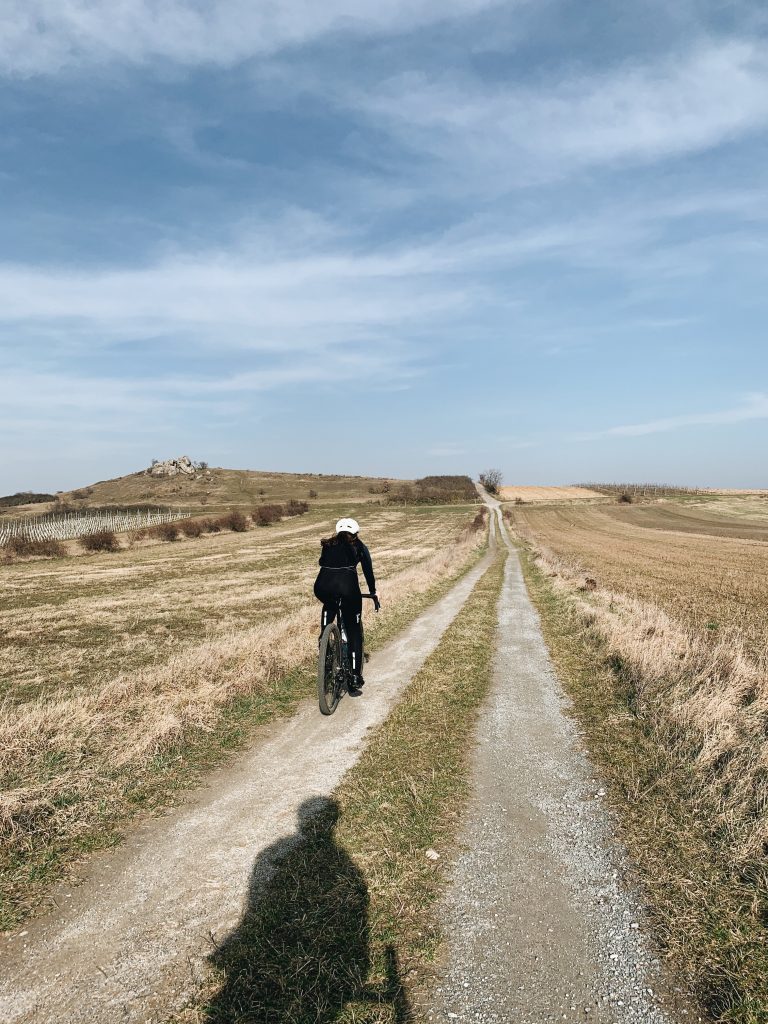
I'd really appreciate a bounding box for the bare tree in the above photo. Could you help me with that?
[479,469,503,494]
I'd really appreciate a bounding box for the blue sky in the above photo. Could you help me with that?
[2,0,768,491]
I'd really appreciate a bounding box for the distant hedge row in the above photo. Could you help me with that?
[0,492,55,508]
[387,475,478,505]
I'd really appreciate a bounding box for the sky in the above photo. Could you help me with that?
[2,0,768,491]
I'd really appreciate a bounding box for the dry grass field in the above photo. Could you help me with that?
[499,485,604,503]
[1,505,459,703]
[509,499,768,659]
[0,502,485,928]
[599,495,768,537]
[509,496,768,1018]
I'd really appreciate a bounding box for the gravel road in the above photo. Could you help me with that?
[426,500,693,1024]
[0,539,495,1024]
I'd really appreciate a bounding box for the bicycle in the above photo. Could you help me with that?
[317,594,377,716]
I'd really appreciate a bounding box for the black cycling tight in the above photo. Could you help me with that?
[320,596,363,677]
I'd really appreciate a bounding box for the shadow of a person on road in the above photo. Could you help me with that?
[204,795,412,1023]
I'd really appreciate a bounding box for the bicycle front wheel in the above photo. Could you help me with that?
[318,622,342,716]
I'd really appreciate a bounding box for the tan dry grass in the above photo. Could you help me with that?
[599,499,768,539]
[0,510,485,925]
[499,485,604,502]
[522,542,768,863]
[518,550,768,1023]
[508,504,768,1001]
[510,504,768,661]
[0,505,467,702]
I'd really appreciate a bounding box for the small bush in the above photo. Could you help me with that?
[469,508,488,532]
[180,518,203,538]
[253,504,283,526]
[284,499,309,517]
[80,530,119,553]
[308,489,318,499]
[618,493,633,505]
[200,517,221,533]
[154,522,179,542]
[479,469,503,495]
[3,537,67,559]
[221,510,249,532]
[514,496,525,505]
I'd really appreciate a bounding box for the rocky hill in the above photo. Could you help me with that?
[55,463,406,513]
[147,455,202,479]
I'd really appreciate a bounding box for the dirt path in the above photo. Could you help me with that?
[0,535,496,1024]
[426,498,688,1024]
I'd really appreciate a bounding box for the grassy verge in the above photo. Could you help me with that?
[1,532,488,932]
[172,548,506,1023]
[518,544,768,1024]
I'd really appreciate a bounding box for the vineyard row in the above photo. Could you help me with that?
[0,509,191,544]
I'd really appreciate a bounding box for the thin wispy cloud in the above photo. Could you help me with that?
[426,443,467,457]
[360,40,768,187]
[0,0,505,76]
[572,394,768,442]
[0,241,474,354]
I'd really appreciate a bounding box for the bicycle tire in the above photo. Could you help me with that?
[318,622,342,715]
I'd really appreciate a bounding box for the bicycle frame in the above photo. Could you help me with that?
[317,594,376,715]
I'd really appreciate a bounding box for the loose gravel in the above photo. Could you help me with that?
[425,504,698,1024]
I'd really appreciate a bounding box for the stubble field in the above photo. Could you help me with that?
[498,485,604,503]
[510,498,768,658]
[0,501,485,928]
[508,495,768,1020]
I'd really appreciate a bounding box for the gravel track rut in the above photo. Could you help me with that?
[1,537,495,1024]
[426,497,687,1024]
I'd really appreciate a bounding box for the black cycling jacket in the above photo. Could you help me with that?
[314,538,376,599]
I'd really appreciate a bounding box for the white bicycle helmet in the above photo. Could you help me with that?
[335,517,360,535]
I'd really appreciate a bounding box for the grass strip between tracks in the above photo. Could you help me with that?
[518,545,768,1024]
[173,547,506,1024]
[1,534,487,932]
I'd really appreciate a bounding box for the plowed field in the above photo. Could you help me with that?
[499,486,604,502]
[509,500,768,660]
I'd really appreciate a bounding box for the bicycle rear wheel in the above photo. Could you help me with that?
[318,622,342,715]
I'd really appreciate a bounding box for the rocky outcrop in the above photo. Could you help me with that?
[148,456,198,478]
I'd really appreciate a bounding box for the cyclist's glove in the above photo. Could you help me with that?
[373,595,381,612]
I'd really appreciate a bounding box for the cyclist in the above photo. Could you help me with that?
[314,517,380,695]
